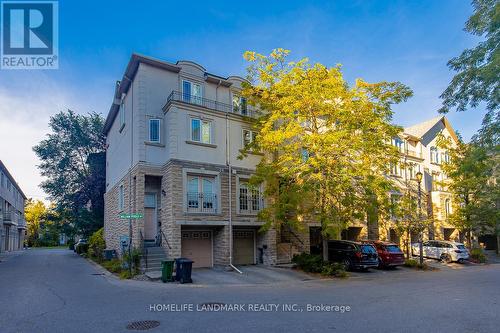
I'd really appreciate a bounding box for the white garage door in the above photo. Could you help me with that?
[181,231,212,268]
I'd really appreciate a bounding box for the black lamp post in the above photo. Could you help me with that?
[415,171,423,265]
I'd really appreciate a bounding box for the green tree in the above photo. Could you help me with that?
[25,199,47,246]
[242,49,412,259]
[439,110,499,249]
[439,0,499,113]
[33,110,106,237]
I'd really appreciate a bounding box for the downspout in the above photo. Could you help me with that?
[223,83,242,274]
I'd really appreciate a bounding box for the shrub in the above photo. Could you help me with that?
[404,259,418,268]
[405,258,430,270]
[119,270,132,279]
[88,228,106,261]
[293,253,348,277]
[292,253,324,273]
[102,259,122,273]
[321,262,348,277]
[470,248,487,263]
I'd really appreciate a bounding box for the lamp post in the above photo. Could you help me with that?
[415,171,423,265]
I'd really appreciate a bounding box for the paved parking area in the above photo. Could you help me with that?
[2,249,500,333]
[190,265,314,286]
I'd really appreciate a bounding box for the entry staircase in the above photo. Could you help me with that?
[140,231,171,278]
[276,225,307,264]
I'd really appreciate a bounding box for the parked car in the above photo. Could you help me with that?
[362,240,405,268]
[411,240,469,263]
[74,238,88,254]
[327,240,379,270]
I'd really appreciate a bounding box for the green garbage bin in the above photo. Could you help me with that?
[161,260,174,283]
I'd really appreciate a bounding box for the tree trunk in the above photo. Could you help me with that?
[496,233,500,256]
[322,239,329,261]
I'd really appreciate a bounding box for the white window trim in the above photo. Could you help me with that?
[236,175,263,215]
[182,80,203,103]
[189,117,213,144]
[148,118,161,143]
[241,128,256,148]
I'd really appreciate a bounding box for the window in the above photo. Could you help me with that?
[149,119,160,143]
[182,80,202,105]
[0,172,4,187]
[191,118,212,144]
[445,198,451,218]
[239,180,262,213]
[186,175,216,213]
[430,147,439,164]
[232,94,247,115]
[118,185,124,211]
[7,180,11,191]
[242,129,256,148]
[392,137,404,152]
[119,102,125,129]
[443,151,450,163]
[390,163,403,177]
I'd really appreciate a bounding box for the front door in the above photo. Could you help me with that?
[144,193,157,240]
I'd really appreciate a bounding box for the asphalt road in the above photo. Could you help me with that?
[1,249,499,333]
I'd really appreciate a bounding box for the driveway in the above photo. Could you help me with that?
[1,248,499,333]
[188,265,314,286]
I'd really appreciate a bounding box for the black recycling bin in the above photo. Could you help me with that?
[175,258,193,284]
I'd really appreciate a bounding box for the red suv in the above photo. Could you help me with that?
[363,241,405,268]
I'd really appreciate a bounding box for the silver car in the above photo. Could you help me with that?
[411,240,469,263]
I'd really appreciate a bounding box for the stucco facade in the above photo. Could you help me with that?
[103,55,283,267]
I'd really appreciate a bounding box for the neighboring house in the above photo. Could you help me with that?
[103,54,460,267]
[0,160,27,252]
[381,116,460,244]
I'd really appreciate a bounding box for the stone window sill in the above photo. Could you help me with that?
[145,141,165,147]
[185,140,217,148]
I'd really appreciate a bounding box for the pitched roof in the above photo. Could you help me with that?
[403,116,458,143]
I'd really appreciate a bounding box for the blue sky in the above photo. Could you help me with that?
[0,0,487,200]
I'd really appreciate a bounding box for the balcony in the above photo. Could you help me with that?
[164,91,257,118]
[404,150,423,159]
[2,212,13,222]
[238,193,263,214]
[187,192,217,214]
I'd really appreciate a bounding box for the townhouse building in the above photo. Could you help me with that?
[382,116,459,244]
[0,160,27,252]
[103,54,459,268]
[103,54,282,268]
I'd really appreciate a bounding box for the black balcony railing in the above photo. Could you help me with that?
[239,193,263,213]
[166,91,257,117]
[2,211,13,221]
[187,192,217,213]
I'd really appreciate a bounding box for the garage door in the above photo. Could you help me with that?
[233,230,255,265]
[181,231,212,268]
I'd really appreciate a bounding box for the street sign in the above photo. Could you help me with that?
[119,213,144,219]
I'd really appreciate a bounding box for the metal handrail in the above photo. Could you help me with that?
[160,229,172,249]
[165,91,258,118]
[140,230,147,270]
[187,192,218,213]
